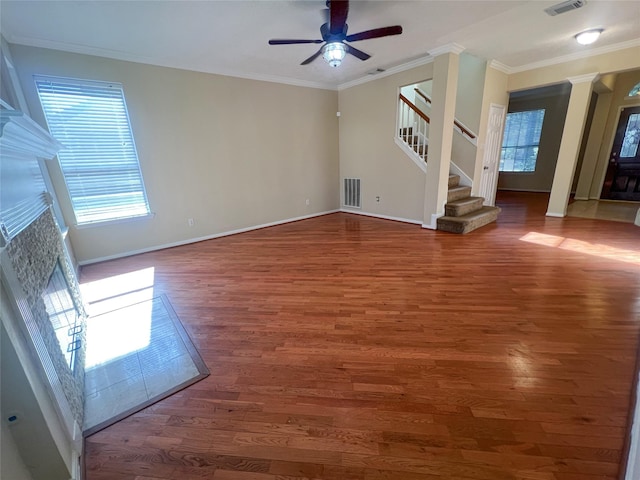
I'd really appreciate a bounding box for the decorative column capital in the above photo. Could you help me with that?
[429,43,465,57]
[567,72,600,85]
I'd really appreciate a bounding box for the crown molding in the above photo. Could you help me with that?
[428,43,465,57]
[7,31,639,92]
[4,34,338,91]
[337,55,433,91]
[567,72,600,84]
[507,38,640,74]
[488,59,512,74]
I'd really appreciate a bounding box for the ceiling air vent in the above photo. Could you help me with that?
[545,0,586,16]
[367,68,386,75]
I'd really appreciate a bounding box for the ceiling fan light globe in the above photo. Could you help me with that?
[322,42,346,67]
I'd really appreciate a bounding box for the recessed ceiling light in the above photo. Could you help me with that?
[575,29,604,45]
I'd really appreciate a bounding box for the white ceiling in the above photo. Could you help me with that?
[1,0,639,89]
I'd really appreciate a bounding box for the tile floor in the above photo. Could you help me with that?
[566,199,640,224]
[83,295,207,434]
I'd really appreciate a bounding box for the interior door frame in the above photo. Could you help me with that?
[593,101,640,199]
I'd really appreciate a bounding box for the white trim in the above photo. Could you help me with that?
[545,211,566,218]
[394,137,427,172]
[428,43,465,57]
[339,209,422,225]
[74,211,156,229]
[567,72,600,84]
[7,32,640,92]
[449,161,472,187]
[0,110,62,158]
[489,60,512,74]
[422,213,443,230]
[78,210,339,265]
[4,34,337,91]
[338,56,433,91]
[453,120,478,146]
[508,38,640,74]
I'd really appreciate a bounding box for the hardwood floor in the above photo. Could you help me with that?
[82,192,640,480]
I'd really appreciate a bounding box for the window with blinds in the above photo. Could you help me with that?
[500,109,545,173]
[35,75,150,225]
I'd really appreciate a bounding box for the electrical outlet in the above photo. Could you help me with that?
[376,196,380,203]
[305,199,310,206]
[187,218,194,227]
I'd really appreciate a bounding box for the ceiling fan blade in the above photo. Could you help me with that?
[345,25,403,42]
[346,44,371,61]
[301,48,324,65]
[329,0,349,35]
[269,39,323,45]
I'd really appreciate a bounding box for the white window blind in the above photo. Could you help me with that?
[500,109,545,173]
[35,75,150,225]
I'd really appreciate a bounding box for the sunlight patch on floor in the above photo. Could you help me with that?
[81,267,156,316]
[520,232,640,266]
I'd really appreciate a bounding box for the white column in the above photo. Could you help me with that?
[423,44,463,229]
[546,73,599,218]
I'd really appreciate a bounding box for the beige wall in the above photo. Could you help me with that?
[449,54,486,178]
[456,53,486,132]
[10,44,340,263]
[508,45,640,92]
[338,64,433,222]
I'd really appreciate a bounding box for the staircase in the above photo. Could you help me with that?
[397,95,500,234]
[437,174,500,234]
[399,127,428,159]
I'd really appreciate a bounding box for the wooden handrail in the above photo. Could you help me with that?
[414,88,431,104]
[399,93,430,124]
[412,88,477,140]
[454,120,476,140]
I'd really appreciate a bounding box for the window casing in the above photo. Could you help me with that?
[500,109,545,173]
[35,75,150,225]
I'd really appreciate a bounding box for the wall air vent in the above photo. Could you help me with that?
[343,178,361,208]
[544,0,586,16]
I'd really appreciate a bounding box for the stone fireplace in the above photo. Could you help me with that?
[3,207,87,424]
[1,108,85,477]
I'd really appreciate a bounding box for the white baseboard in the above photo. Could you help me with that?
[79,209,340,265]
[340,208,422,225]
[545,211,566,218]
[422,213,442,230]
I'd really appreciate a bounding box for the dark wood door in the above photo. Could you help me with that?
[601,106,640,201]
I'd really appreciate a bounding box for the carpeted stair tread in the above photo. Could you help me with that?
[445,196,485,217]
[447,185,472,202]
[437,206,500,234]
[448,174,460,188]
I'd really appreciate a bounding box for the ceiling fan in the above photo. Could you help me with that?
[268,0,403,67]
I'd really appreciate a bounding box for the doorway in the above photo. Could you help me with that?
[601,106,640,201]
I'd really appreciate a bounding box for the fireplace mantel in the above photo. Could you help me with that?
[0,109,62,158]
[0,109,62,246]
